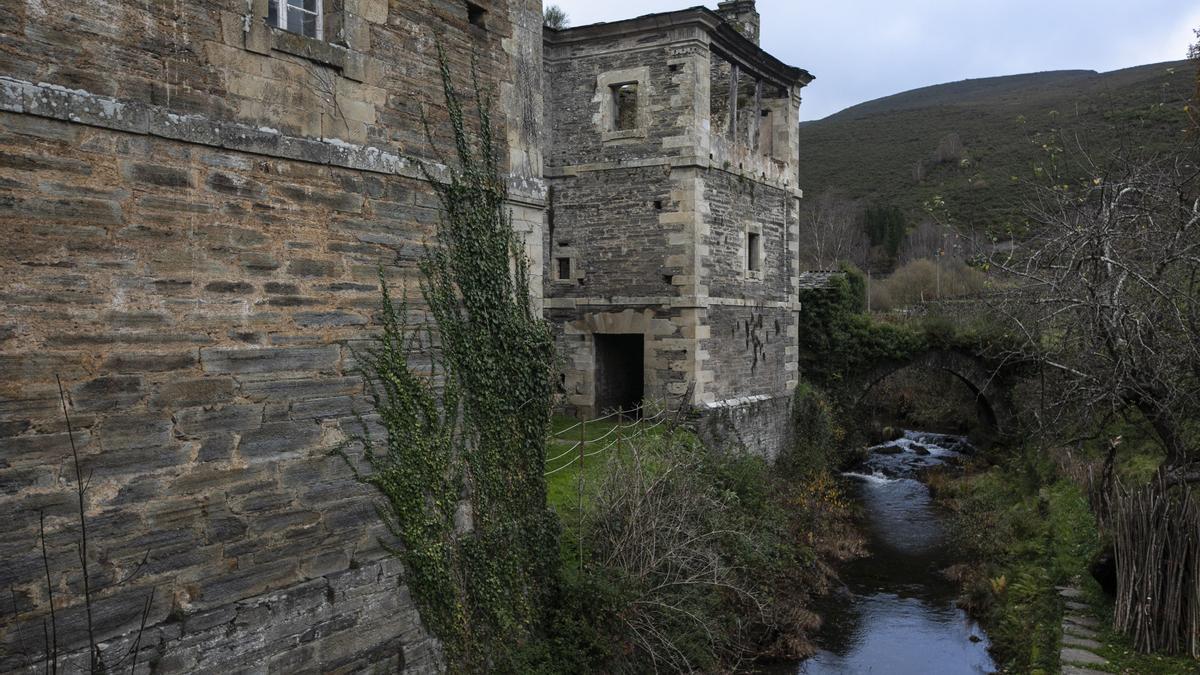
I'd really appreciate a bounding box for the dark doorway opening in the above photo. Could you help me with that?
[595,333,644,417]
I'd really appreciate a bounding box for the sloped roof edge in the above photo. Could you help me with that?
[544,6,813,88]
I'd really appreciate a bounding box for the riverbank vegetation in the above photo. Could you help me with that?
[933,436,1200,674]
[532,416,863,672]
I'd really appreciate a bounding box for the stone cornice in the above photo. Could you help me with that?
[0,77,548,206]
[544,7,812,89]
[545,296,802,311]
[545,155,803,198]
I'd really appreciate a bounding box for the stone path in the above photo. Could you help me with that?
[1057,586,1110,674]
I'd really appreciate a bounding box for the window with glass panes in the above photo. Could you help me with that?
[268,0,322,39]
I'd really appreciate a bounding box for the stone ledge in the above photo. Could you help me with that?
[702,393,780,409]
[0,77,547,206]
[546,154,802,197]
[545,296,801,310]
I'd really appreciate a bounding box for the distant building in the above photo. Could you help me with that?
[543,1,812,456]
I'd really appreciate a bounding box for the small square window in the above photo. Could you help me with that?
[556,257,573,281]
[269,0,322,39]
[467,2,487,29]
[747,232,762,272]
[612,83,638,131]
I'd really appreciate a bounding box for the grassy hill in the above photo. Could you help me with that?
[797,60,1196,237]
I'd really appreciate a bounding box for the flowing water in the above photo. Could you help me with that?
[772,431,996,674]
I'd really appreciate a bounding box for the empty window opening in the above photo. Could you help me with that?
[594,333,644,417]
[653,200,663,210]
[709,52,736,139]
[555,257,572,281]
[747,231,762,272]
[269,0,322,39]
[612,83,638,131]
[760,108,774,154]
[467,2,486,28]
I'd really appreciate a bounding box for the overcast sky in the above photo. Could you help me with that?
[549,0,1200,120]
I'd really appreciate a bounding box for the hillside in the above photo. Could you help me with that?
[797,60,1196,236]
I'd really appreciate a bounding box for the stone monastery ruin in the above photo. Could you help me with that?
[0,0,810,671]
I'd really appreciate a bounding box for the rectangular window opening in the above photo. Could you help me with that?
[467,2,487,29]
[269,0,322,39]
[556,257,572,281]
[747,232,762,272]
[612,83,638,131]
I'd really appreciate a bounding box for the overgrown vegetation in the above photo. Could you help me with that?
[935,435,1200,674]
[796,266,926,385]
[867,258,988,312]
[543,5,568,30]
[344,49,558,671]
[935,448,1099,672]
[864,204,907,263]
[536,403,862,672]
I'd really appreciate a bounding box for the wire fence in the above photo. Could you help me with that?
[543,385,693,478]
[543,405,672,476]
[543,389,693,571]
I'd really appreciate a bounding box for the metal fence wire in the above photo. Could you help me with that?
[543,402,672,476]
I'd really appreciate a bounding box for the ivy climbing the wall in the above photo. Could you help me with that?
[343,48,558,672]
[796,265,926,385]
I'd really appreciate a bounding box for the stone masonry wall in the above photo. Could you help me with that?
[693,393,793,461]
[546,168,677,300]
[0,110,442,674]
[700,170,792,303]
[697,169,798,404]
[0,0,546,671]
[544,36,704,168]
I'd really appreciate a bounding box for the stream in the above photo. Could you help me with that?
[773,431,997,674]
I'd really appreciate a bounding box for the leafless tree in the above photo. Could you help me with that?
[1190,30,1199,131]
[543,5,569,30]
[586,441,764,673]
[987,146,1200,483]
[932,132,964,165]
[798,190,868,270]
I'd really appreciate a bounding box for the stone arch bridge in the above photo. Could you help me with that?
[847,348,1023,440]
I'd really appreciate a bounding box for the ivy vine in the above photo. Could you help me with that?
[343,47,558,672]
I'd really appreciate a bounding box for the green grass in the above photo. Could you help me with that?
[544,414,676,565]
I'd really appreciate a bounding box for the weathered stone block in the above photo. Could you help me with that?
[240,376,363,401]
[174,403,264,436]
[204,281,255,294]
[286,258,337,278]
[200,345,341,375]
[152,377,236,409]
[238,421,323,461]
[101,350,199,373]
[121,161,195,188]
[71,375,145,411]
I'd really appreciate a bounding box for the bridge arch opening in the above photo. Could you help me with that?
[849,350,1015,443]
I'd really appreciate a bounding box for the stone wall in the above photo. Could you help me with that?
[546,168,677,299]
[693,393,794,461]
[0,0,545,671]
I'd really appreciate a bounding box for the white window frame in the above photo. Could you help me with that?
[270,0,323,40]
